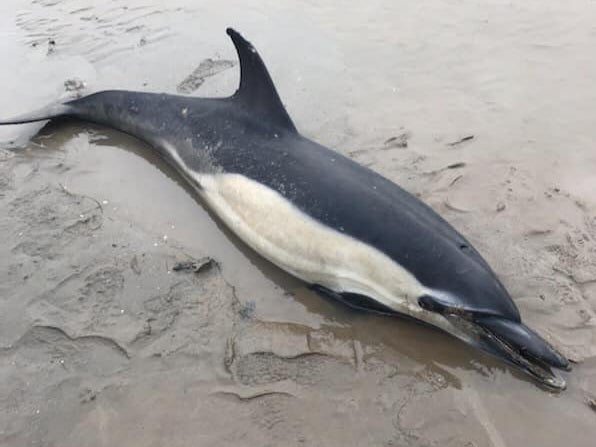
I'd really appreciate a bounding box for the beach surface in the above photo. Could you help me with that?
[1,1,596,446]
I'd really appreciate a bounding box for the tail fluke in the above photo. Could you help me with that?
[0,103,72,125]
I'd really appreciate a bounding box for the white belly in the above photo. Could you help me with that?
[194,172,426,314]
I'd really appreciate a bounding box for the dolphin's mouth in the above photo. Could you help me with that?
[478,324,567,390]
[444,313,569,391]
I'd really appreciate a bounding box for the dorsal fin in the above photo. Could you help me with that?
[226,28,297,133]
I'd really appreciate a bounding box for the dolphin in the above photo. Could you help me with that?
[0,28,570,389]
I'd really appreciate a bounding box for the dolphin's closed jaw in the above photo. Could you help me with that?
[476,316,569,389]
[475,316,570,371]
[0,28,571,391]
[418,297,569,390]
[473,318,569,390]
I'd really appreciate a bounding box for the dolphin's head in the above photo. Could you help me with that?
[416,282,570,390]
[409,246,570,390]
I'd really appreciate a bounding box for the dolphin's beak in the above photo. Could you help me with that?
[445,313,570,390]
[418,294,570,390]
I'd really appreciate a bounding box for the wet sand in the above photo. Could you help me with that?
[1,1,596,446]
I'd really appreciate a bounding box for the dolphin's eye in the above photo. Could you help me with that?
[418,295,433,310]
[459,243,469,251]
[418,295,446,313]
[418,293,464,315]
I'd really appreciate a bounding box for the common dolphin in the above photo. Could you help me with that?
[0,28,570,389]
